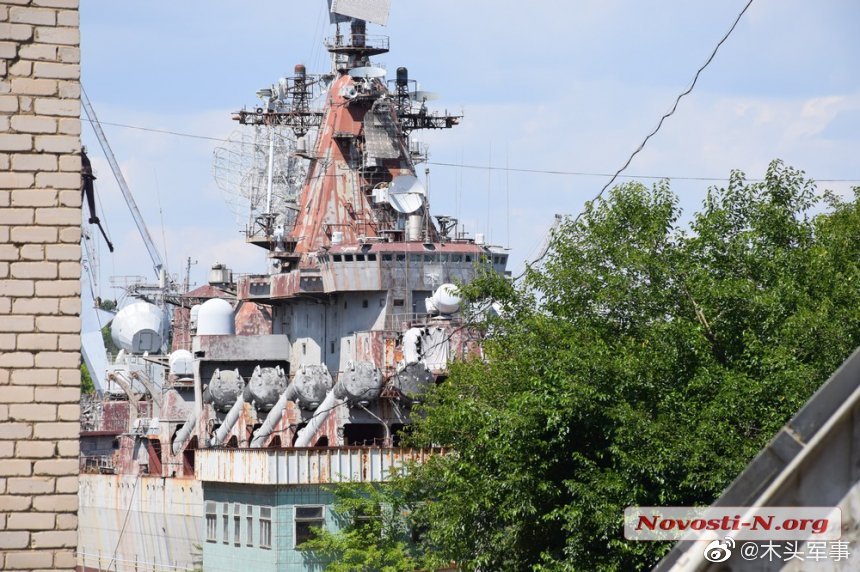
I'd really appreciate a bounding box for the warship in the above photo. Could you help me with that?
[78,1,509,570]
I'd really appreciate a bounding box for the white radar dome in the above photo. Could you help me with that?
[111,301,164,354]
[197,298,235,335]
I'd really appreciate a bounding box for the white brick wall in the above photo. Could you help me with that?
[0,0,80,569]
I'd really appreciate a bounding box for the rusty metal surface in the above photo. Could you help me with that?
[77,474,203,571]
[196,447,437,485]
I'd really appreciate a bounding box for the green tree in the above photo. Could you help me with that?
[306,162,860,570]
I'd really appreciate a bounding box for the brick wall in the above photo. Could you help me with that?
[0,0,81,570]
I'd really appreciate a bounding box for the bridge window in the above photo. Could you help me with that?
[295,506,325,547]
[260,507,272,549]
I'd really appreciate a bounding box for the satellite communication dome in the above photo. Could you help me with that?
[429,283,461,315]
[197,298,235,335]
[111,301,164,354]
[388,175,425,214]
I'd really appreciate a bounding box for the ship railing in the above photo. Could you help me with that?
[384,311,464,331]
[324,34,389,52]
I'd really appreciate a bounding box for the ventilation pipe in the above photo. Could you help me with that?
[249,384,298,448]
[210,392,246,447]
[172,409,198,455]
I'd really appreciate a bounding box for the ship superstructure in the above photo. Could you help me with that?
[78,2,508,570]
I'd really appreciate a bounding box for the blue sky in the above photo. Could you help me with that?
[80,0,860,299]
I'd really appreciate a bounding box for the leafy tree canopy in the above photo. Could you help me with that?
[309,161,860,570]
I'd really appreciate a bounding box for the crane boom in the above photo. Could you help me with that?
[81,85,164,280]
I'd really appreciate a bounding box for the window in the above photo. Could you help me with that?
[344,254,353,262]
[439,254,449,263]
[395,253,406,262]
[451,254,462,263]
[260,507,272,549]
[333,254,342,262]
[295,506,325,547]
[409,254,421,263]
[381,253,393,261]
[234,504,241,546]
[246,506,254,546]
[393,299,404,307]
[423,253,435,262]
[465,254,472,262]
[355,254,365,262]
[205,502,217,543]
[222,503,229,544]
[367,253,377,261]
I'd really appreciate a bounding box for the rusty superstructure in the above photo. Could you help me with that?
[79,3,509,570]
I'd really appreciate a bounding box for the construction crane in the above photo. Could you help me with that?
[81,85,165,281]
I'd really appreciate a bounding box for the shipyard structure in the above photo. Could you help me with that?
[78,3,508,570]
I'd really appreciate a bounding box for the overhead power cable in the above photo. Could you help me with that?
[517,0,757,279]
[79,115,860,184]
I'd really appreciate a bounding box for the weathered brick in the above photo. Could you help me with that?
[0,386,34,402]
[34,350,79,368]
[33,61,78,79]
[19,244,44,260]
[34,134,78,153]
[57,333,77,350]
[0,130,28,147]
[0,441,13,457]
[33,459,77,476]
[57,368,79,386]
[45,244,81,261]
[10,115,57,134]
[0,404,8,420]
[33,422,77,439]
[0,207,32,224]
[11,261,57,279]
[57,403,79,421]
[4,550,54,569]
[57,43,78,62]
[16,441,55,458]
[10,77,57,96]
[35,171,79,188]
[57,81,81,99]
[36,207,81,225]
[57,226,80,244]
[9,7,56,26]
[0,172,34,189]
[57,189,80,207]
[54,549,77,568]
[33,25,78,45]
[34,278,76,296]
[6,476,53,494]
[55,513,76,530]
[0,460,32,476]
[8,59,32,76]
[58,261,79,278]
[33,0,79,8]
[10,403,57,422]
[0,95,19,113]
[0,311,36,328]
[0,423,32,440]
[32,494,77,512]
[10,368,56,386]
[0,333,15,349]
[57,152,79,170]
[35,316,78,333]
[33,97,78,117]
[0,496,32,511]
[57,297,77,314]
[34,387,78,404]
[0,41,17,58]
[18,94,32,112]
[32,529,77,548]
[0,352,34,368]
[17,43,57,60]
[12,297,58,315]
[10,226,57,242]
[17,332,58,349]
[0,531,30,550]
[0,23,33,41]
[11,189,57,206]
[0,280,33,298]
[54,476,77,494]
